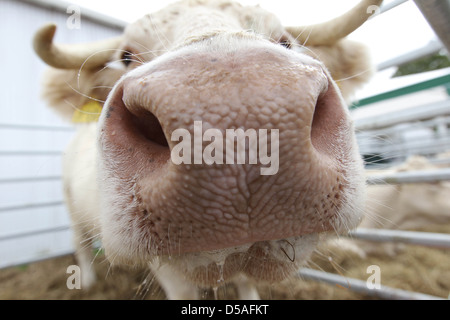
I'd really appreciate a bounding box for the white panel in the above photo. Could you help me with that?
[0,230,74,269]
[0,128,74,153]
[0,180,64,208]
[0,155,64,180]
[0,0,122,268]
[0,205,70,239]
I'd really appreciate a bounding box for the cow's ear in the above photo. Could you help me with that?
[40,68,87,122]
[304,40,374,103]
[40,67,122,122]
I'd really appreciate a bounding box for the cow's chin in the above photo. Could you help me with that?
[154,234,320,287]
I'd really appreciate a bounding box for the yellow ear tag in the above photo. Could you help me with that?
[72,100,103,123]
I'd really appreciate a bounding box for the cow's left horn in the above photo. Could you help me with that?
[33,23,123,69]
[286,0,383,46]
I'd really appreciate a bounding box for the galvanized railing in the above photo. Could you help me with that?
[297,166,450,300]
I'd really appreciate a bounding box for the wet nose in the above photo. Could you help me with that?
[98,40,363,255]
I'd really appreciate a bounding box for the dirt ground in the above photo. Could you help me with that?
[1,225,449,300]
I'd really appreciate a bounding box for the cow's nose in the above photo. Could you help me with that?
[98,41,363,255]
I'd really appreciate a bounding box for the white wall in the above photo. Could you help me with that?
[0,0,122,268]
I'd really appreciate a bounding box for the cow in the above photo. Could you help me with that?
[33,0,382,299]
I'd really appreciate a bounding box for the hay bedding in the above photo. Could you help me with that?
[1,225,449,300]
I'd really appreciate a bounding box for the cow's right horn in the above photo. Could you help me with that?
[286,0,383,46]
[33,23,122,69]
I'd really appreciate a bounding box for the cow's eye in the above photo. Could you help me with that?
[277,34,293,50]
[121,51,134,67]
[279,39,292,50]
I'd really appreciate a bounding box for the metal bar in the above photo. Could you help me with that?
[366,137,450,158]
[376,40,444,71]
[359,139,450,158]
[362,114,450,133]
[414,0,450,53]
[429,157,450,166]
[366,168,450,184]
[0,201,64,213]
[351,74,450,109]
[354,98,450,130]
[358,137,450,156]
[348,228,450,249]
[0,176,62,184]
[0,225,71,242]
[379,0,410,14]
[298,268,444,300]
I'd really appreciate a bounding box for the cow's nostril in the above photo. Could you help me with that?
[310,82,346,157]
[130,109,169,148]
[101,86,170,161]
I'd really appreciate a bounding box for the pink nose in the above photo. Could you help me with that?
[98,40,364,255]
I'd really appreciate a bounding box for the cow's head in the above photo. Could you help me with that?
[34,0,381,286]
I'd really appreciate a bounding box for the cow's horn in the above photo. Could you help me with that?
[286,0,383,46]
[33,23,123,69]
